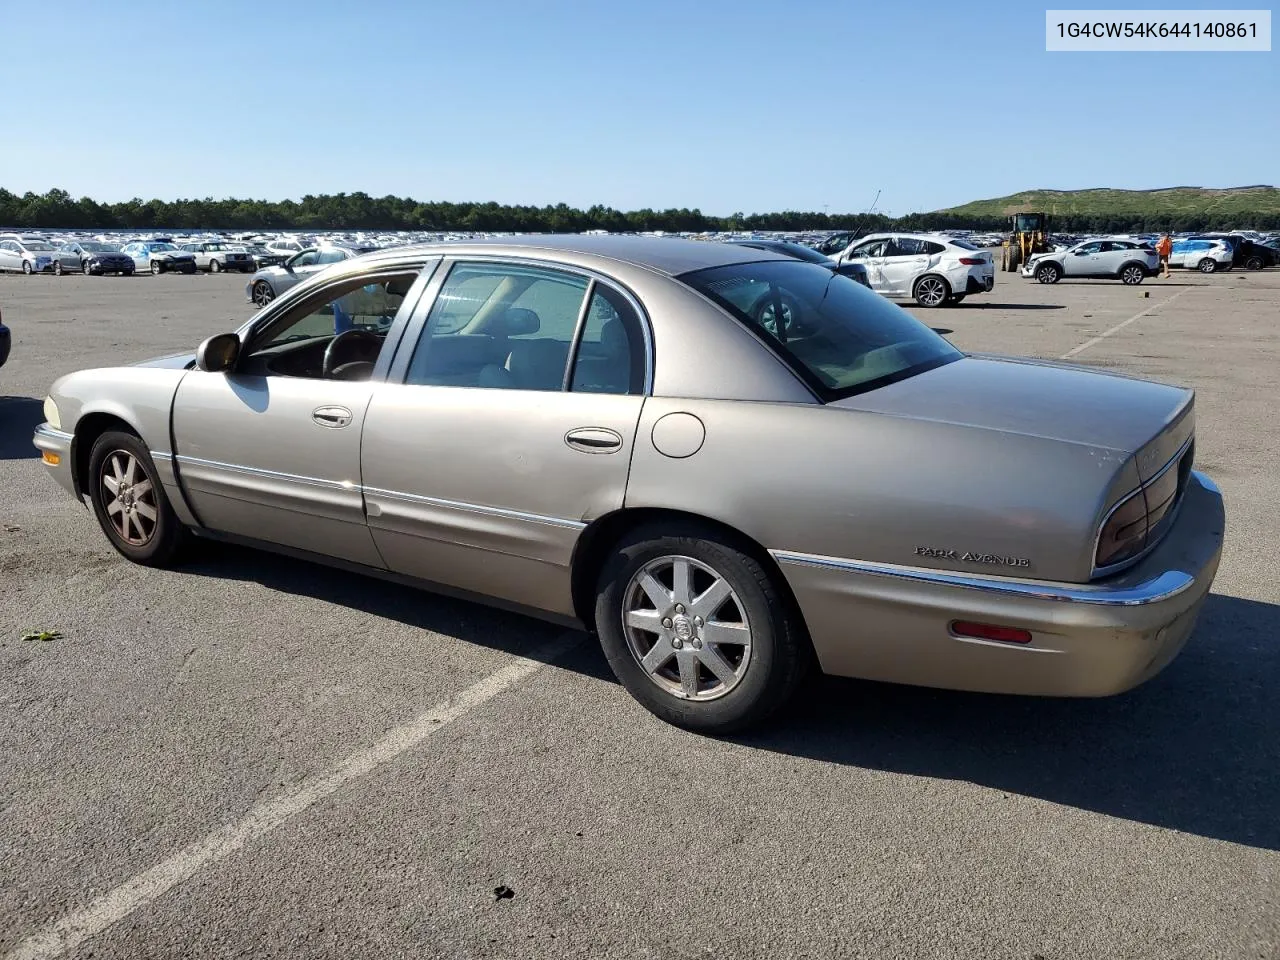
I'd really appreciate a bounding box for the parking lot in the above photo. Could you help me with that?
[2,268,1278,959]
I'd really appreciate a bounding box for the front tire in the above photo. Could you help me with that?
[87,430,187,567]
[913,275,950,307]
[209,259,221,273]
[54,260,64,276]
[252,280,275,307]
[1120,264,1146,285]
[594,525,810,733]
[151,260,164,275]
[1198,258,1217,274]
[21,260,32,275]
[1035,262,1061,284]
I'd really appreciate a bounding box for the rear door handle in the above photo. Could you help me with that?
[565,427,623,454]
[312,405,353,428]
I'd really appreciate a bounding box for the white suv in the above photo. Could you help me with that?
[1168,238,1234,273]
[829,234,995,306]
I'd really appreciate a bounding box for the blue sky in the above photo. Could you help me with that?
[1,0,1274,214]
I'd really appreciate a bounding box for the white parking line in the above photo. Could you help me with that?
[1059,289,1187,360]
[5,631,584,960]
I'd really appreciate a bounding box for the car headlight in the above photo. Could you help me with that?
[43,396,61,429]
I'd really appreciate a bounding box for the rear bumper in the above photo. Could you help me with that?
[771,471,1225,697]
[965,274,995,294]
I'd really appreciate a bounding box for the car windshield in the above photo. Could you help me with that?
[681,260,962,400]
[81,242,119,252]
[24,241,55,251]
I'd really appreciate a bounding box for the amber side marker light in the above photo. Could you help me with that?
[951,621,1033,645]
[41,451,60,466]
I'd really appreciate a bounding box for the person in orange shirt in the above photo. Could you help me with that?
[1156,233,1174,278]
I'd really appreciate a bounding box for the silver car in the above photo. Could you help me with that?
[1023,239,1160,285]
[245,245,375,307]
[0,234,83,275]
[180,241,256,274]
[119,241,198,275]
[34,237,1225,733]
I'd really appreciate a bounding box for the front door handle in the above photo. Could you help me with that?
[565,427,623,454]
[312,405,353,428]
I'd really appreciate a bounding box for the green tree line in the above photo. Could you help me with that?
[2,187,1277,234]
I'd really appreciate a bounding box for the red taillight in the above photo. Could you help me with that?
[958,257,986,265]
[951,621,1033,644]
[1095,490,1148,569]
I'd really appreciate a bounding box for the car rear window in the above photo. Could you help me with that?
[680,260,962,400]
[949,238,980,250]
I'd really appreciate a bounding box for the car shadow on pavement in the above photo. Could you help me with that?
[951,303,1066,310]
[739,592,1280,851]
[0,396,43,460]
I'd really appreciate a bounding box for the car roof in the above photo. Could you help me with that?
[367,234,792,277]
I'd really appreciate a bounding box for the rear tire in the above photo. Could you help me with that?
[1245,256,1264,271]
[1120,263,1145,285]
[594,524,810,733]
[1035,262,1061,284]
[87,430,188,567]
[54,260,64,276]
[1198,258,1217,274]
[913,275,950,307]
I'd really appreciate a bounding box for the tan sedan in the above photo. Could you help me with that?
[34,236,1225,732]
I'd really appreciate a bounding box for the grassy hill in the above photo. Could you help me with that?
[938,186,1280,220]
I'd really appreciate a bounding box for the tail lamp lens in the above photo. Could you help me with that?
[1095,490,1148,568]
[958,257,986,265]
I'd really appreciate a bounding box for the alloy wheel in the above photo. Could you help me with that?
[210,259,221,273]
[100,450,158,546]
[253,281,275,306]
[916,276,947,306]
[622,555,753,702]
[151,260,163,275]
[21,261,32,275]
[1121,266,1144,285]
[54,260,63,276]
[1199,259,1216,273]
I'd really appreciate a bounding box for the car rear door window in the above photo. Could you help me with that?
[569,285,645,395]
[405,262,589,391]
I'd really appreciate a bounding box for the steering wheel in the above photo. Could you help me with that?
[322,328,381,379]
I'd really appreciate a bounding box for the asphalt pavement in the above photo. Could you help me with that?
[1,266,1278,959]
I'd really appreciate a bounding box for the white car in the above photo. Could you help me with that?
[1168,238,1234,274]
[1022,239,1160,285]
[119,241,198,275]
[0,234,83,275]
[829,234,995,306]
[264,237,313,258]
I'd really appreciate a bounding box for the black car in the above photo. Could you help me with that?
[240,244,288,269]
[730,238,872,286]
[0,304,10,370]
[60,240,136,276]
[1190,234,1278,270]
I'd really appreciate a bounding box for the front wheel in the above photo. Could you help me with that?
[209,259,221,273]
[21,260,32,275]
[1035,263,1061,284]
[1120,264,1146,285]
[151,260,164,275]
[53,260,64,276]
[87,430,188,566]
[1198,258,1217,274]
[594,525,810,733]
[252,280,275,307]
[913,275,950,307]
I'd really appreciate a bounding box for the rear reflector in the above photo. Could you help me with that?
[958,257,986,265]
[951,621,1032,644]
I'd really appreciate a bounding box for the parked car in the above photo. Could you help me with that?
[829,234,995,306]
[244,245,375,306]
[0,304,9,370]
[119,241,198,275]
[1168,239,1234,274]
[729,239,871,286]
[60,240,136,276]
[0,235,83,275]
[264,237,313,258]
[1189,234,1278,270]
[239,244,287,270]
[180,241,255,274]
[1022,239,1160,285]
[33,236,1224,733]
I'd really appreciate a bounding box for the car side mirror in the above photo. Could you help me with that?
[195,333,241,373]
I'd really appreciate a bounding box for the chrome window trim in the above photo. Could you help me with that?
[1092,433,1195,578]
[364,486,587,530]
